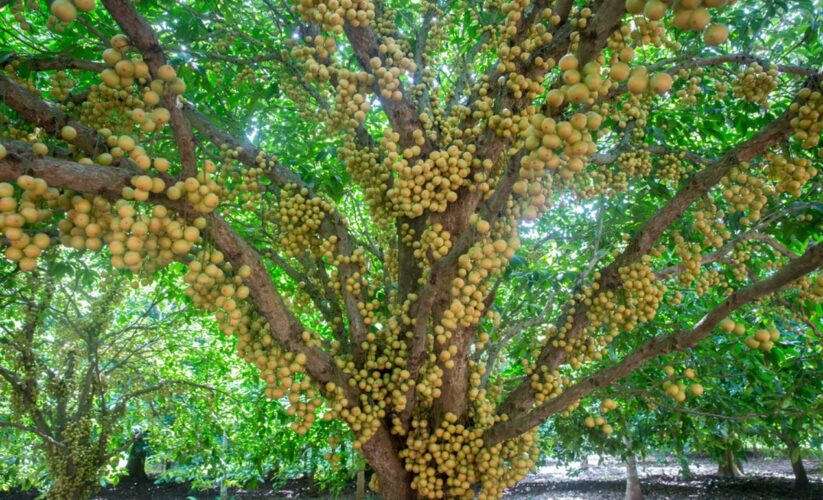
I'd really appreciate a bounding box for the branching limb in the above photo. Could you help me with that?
[485,242,823,446]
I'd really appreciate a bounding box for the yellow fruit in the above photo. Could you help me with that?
[672,9,692,30]
[75,0,96,12]
[627,73,648,94]
[755,329,771,343]
[744,337,760,349]
[664,365,675,376]
[626,0,645,14]
[32,142,48,155]
[111,34,130,51]
[0,144,6,160]
[688,8,711,30]
[689,383,704,396]
[61,125,77,140]
[157,64,177,82]
[650,73,673,94]
[610,62,630,81]
[169,77,186,94]
[567,83,590,103]
[50,0,77,23]
[721,319,736,336]
[644,0,667,21]
[704,24,729,45]
[115,60,135,77]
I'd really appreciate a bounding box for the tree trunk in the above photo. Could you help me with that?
[47,474,98,500]
[625,453,643,500]
[356,470,365,500]
[717,448,742,478]
[361,425,417,499]
[125,435,149,482]
[787,442,810,491]
[46,453,99,500]
[677,454,693,481]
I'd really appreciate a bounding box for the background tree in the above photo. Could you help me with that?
[0,0,821,498]
[0,255,197,498]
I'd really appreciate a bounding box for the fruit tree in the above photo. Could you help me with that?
[0,0,821,498]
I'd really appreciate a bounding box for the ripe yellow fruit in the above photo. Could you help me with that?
[32,142,48,155]
[644,0,667,21]
[719,318,735,332]
[610,62,630,81]
[476,220,490,233]
[755,329,771,343]
[115,60,135,77]
[627,73,648,94]
[704,24,729,45]
[664,365,675,376]
[744,337,760,349]
[157,64,177,82]
[50,0,77,23]
[584,416,595,428]
[601,424,613,435]
[626,0,644,14]
[61,125,77,140]
[152,108,171,124]
[689,383,704,396]
[75,0,96,12]
[169,77,186,94]
[111,34,130,51]
[567,83,590,103]
[650,73,673,95]
[688,8,711,30]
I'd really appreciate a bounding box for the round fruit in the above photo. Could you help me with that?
[157,64,177,82]
[75,0,96,12]
[704,24,729,45]
[61,125,77,140]
[50,0,77,23]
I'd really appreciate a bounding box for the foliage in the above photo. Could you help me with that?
[0,0,821,498]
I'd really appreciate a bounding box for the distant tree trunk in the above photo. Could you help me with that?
[126,435,149,482]
[785,440,810,491]
[356,470,365,500]
[677,454,693,481]
[625,453,643,500]
[717,448,742,478]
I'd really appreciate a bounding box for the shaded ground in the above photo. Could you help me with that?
[1,456,820,499]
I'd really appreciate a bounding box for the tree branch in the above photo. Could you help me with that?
[485,242,823,446]
[101,0,198,177]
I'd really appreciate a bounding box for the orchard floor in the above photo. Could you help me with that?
[2,456,820,499]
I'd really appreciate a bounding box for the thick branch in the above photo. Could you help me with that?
[0,73,103,157]
[498,101,798,417]
[485,242,823,446]
[101,0,198,177]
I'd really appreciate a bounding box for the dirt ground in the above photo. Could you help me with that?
[1,455,820,499]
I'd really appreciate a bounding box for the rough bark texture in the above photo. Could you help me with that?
[0,74,104,157]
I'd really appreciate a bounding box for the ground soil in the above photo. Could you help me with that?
[1,455,819,499]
